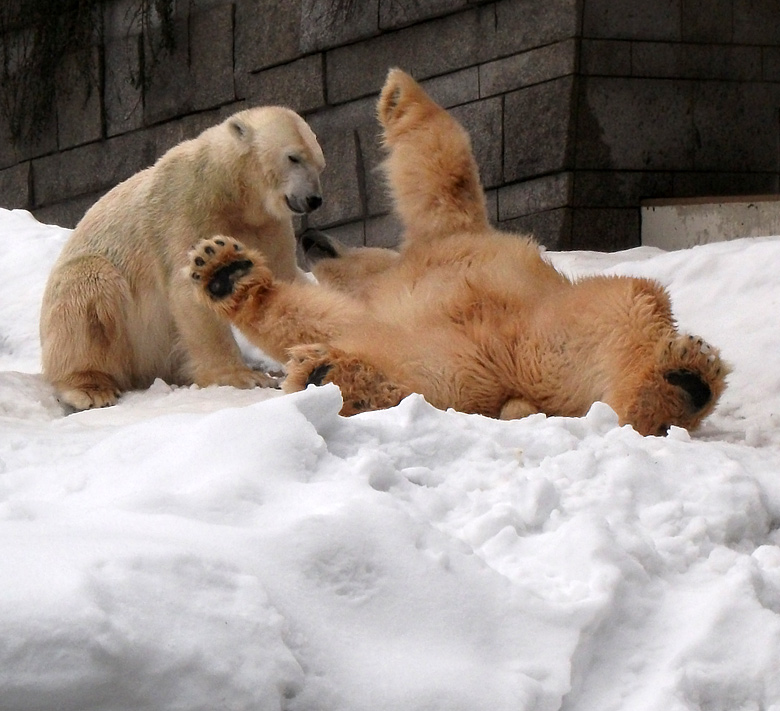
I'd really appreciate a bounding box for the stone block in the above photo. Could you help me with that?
[764,47,780,81]
[498,173,572,221]
[490,0,580,59]
[235,0,302,73]
[582,0,681,40]
[189,4,236,111]
[325,9,492,103]
[481,40,577,98]
[32,131,155,207]
[300,0,379,52]
[499,208,573,250]
[307,129,363,228]
[575,78,696,171]
[573,170,674,207]
[144,4,235,125]
[241,55,325,113]
[0,115,58,170]
[631,43,761,81]
[307,96,377,135]
[103,0,143,39]
[0,118,24,171]
[451,98,503,188]
[691,82,780,172]
[734,0,780,44]
[358,123,392,217]
[484,188,498,224]
[306,97,385,214]
[504,76,576,182]
[56,48,103,150]
[379,0,472,30]
[571,207,640,250]
[104,34,144,137]
[672,171,780,198]
[682,0,733,42]
[642,196,780,250]
[420,68,480,108]
[143,18,190,125]
[581,39,631,75]
[0,162,31,210]
[33,191,106,229]
[365,213,403,248]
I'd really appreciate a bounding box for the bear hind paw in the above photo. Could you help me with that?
[283,343,411,416]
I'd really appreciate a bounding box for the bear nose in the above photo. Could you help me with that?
[307,195,322,211]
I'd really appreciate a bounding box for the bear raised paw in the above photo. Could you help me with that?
[189,237,269,312]
[188,70,729,436]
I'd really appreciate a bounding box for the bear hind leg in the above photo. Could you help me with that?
[41,256,134,411]
[284,343,412,416]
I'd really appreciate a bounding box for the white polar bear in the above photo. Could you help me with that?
[40,106,325,411]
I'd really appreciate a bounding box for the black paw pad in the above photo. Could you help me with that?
[207,259,253,299]
[300,229,339,262]
[305,363,332,387]
[664,369,711,411]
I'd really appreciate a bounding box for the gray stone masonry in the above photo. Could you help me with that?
[0,0,778,251]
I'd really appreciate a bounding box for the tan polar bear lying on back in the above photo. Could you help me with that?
[40,106,325,411]
[186,69,728,436]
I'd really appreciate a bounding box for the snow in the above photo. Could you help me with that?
[1,206,779,711]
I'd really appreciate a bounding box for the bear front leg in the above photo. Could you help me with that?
[189,237,358,366]
[175,237,277,390]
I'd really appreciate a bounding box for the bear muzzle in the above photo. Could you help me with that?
[286,193,323,214]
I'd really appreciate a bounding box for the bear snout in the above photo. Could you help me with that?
[285,193,323,214]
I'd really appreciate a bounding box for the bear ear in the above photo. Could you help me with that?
[228,118,252,142]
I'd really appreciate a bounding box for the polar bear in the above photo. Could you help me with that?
[40,106,325,411]
[186,70,728,436]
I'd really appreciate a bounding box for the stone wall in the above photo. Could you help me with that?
[0,0,778,251]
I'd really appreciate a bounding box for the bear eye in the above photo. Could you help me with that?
[288,155,301,164]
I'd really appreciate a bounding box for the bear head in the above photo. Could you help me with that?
[226,107,326,223]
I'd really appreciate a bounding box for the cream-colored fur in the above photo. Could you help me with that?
[187,70,728,436]
[40,107,325,410]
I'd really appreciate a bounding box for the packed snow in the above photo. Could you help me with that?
[0,206,779,711]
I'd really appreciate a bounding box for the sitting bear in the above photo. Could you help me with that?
[40,106,325,411]
[186,69,728,436]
